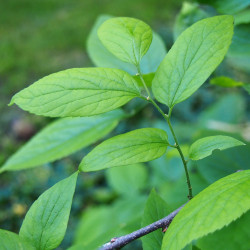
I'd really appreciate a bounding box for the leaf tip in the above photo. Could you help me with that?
[217,15,234,25]
[8,97,15,106]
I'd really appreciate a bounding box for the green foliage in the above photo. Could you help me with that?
[198,92,246,126]
[87,15,166,75]
[9,68,140,117]
[158,170,209,211]
[87,15,136,75]
[210,76,250,93]
[2,5,249,250]
[0,110,124,173]
[213,0,250,14]
[106,163,148,196]
[243,84,250,94]
[196,144,250,183]
[19,172,78,250]
[227,23,250,73]
[234,9,250,25]
[162,170,250,250]
[79,128,169,172]
[210,76,244,87]
[72,196,146,249]
[189,135,245,160]
[152,15,234,108]
[134,73,155,88]
[197,211,250,250]
[176,1,250,74]
[174,2,209,40]
[141,189,170,250]
[139,33,167,74]
[98,17,152,66]
[0,229,34,250]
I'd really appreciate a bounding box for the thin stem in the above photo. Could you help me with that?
[151,101,193,199]
[136,66,151,98]
[166,117,193,199]
[100,204,185,250]
[138,70,193,199]
[168,106,173,118]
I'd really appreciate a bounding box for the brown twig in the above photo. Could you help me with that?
[99,204,185,250]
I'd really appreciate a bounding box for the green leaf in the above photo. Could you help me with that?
[183,244,193,250]
[106,163,148,196]
[152,15,234,108]
[213,0,250,14]
[79,128,169,172]
[162,170,250,250]
[227,24,250,73]
[189,135,245,160]
[199,93,246,126]
[197,211,250,250]
[73,196,146,248]
[140,32,167,73]
[0,110,124,173]
[234,9,250,25]
[174,2,209,40]
[195,143,250,184]
[19,172,78,250]
[87,15,136,75]
[133,72,155,88]
[0,229,34,250]
[159,170,209,211]
[98,17,153,65]
[141,189,170,250]
[87,15,166,75]
[9,68,140,117]
[192,246,201,250]
[243,83,250,94]
[210,76,244,87]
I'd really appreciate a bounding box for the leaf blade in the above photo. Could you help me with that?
[19,172,78,250]
[197,211,250,250]
[227,24,250,73]
[10,68,140,117]
[140,32,167,73]
[88,15,166,74]
[210,76,244,88]
[79,128,169,172]
[106,163,148,196]
[196,144,250,184]
[0,229,34,250]
[189,135,245,160]
[142,189,170,250]
[73,196,146,249]
[152,15,234,108]
[162,170,250,250]
[0,110,124,173]
[98,17,153,65]
[87,15,136,75]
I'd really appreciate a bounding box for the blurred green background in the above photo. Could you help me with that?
[0,0,249,249]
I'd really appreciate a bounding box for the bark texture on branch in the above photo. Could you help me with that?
[99,204,185,250]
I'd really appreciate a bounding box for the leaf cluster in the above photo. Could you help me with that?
[1,7,249,250]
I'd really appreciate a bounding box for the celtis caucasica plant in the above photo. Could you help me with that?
[0,15,249,250]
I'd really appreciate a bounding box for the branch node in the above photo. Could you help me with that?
[110,237,117,243]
